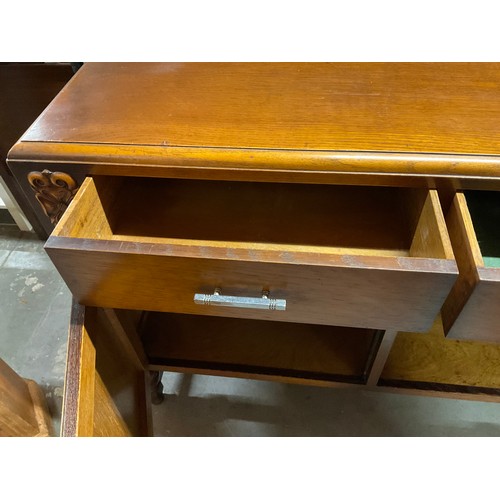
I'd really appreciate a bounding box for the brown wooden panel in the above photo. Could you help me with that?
[408,191,454,259]
[93,373,131,437]
[441,193,483,337]
[0,63,74,237]
[61,302,150,437]
[380,316,500,393]
[442,193,500,342]
[107,178,415,253]
[62,307,131,437]
[142,313,379,384]
[444,276,500,343]
[46,177,457,332]
[0,358,43,436]
[46,243,457,332]
[74,321,96,436]
[15,63,500,157]
[8,145,500,188]
[85,307,151,436]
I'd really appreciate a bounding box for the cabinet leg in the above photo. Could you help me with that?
[150,370,164,405]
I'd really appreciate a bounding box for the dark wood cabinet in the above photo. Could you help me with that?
[0,63,75,236]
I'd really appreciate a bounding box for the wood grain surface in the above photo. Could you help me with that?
[441,193,500,342]
[380,316,500,392]
[8,63,500,185]
[46,177,458,332]
[61,302,150,437]
[17,63,500,156]
[141,313,379,384]
[408,191,454,259]
[92,373,131,437]
[62,308,130,436]
[0,62,74,237]
[444,273,500,343]
[74,321,97,436]
[60,176,443,254]
[441,193,483,336]
[0,358,51,436]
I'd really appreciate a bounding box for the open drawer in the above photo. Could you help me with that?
[442,191,500,342]
[45,176,458,332]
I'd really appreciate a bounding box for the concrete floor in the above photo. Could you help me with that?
[2,222,500,436]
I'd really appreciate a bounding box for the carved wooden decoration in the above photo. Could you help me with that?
[27,170,79,225]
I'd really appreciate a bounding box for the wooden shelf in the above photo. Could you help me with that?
[141,313,382,385]
[380,317,500,395]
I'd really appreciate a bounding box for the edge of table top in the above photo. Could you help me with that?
[8,140,500,181]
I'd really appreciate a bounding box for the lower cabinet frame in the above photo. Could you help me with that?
[61,302,152,437]
[61,301,500,437]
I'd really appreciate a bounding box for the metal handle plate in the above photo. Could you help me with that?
[194,288,286,311]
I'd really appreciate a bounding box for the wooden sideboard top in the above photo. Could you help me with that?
[8,63,500,180]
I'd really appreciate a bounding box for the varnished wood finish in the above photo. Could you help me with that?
[8,64,500,192]
[60,301,86,436]
[55,176,453,256]
[408,191,455,260]
[442,193,500,342]
[10,142,500,182]
[93,373,131,437]
[381,317,500,394]
[71,324,130,437]
[441,194,483,336]
[27,169,79,225]
[15,63,500,156]
[0,358,52,437]
[366,330,398,386]
[61,301,150,437]
[62,303,131,436]
[0,63,74,237]
[46,177,457,332]
[25,380,53,436]
[142,313,380,384]
[74,321,97,436]
[10,145,500,192]
[8,63,500,433]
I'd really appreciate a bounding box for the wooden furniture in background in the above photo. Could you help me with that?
[0,63,75,237]
[0,357,52,437]
[7,63,500,436]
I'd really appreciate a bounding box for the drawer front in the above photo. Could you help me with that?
[46,242,456,332]
[442,192,500,342]
[46,176,458,333]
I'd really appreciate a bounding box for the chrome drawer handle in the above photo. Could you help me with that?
[194,288,286,311]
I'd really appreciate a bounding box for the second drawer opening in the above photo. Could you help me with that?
[464,190,500,269]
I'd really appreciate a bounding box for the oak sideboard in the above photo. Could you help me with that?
[7,63,500,436]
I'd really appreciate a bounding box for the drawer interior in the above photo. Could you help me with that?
[464,190,500,268]
[141,312,382,385]
[56,176,453,260]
